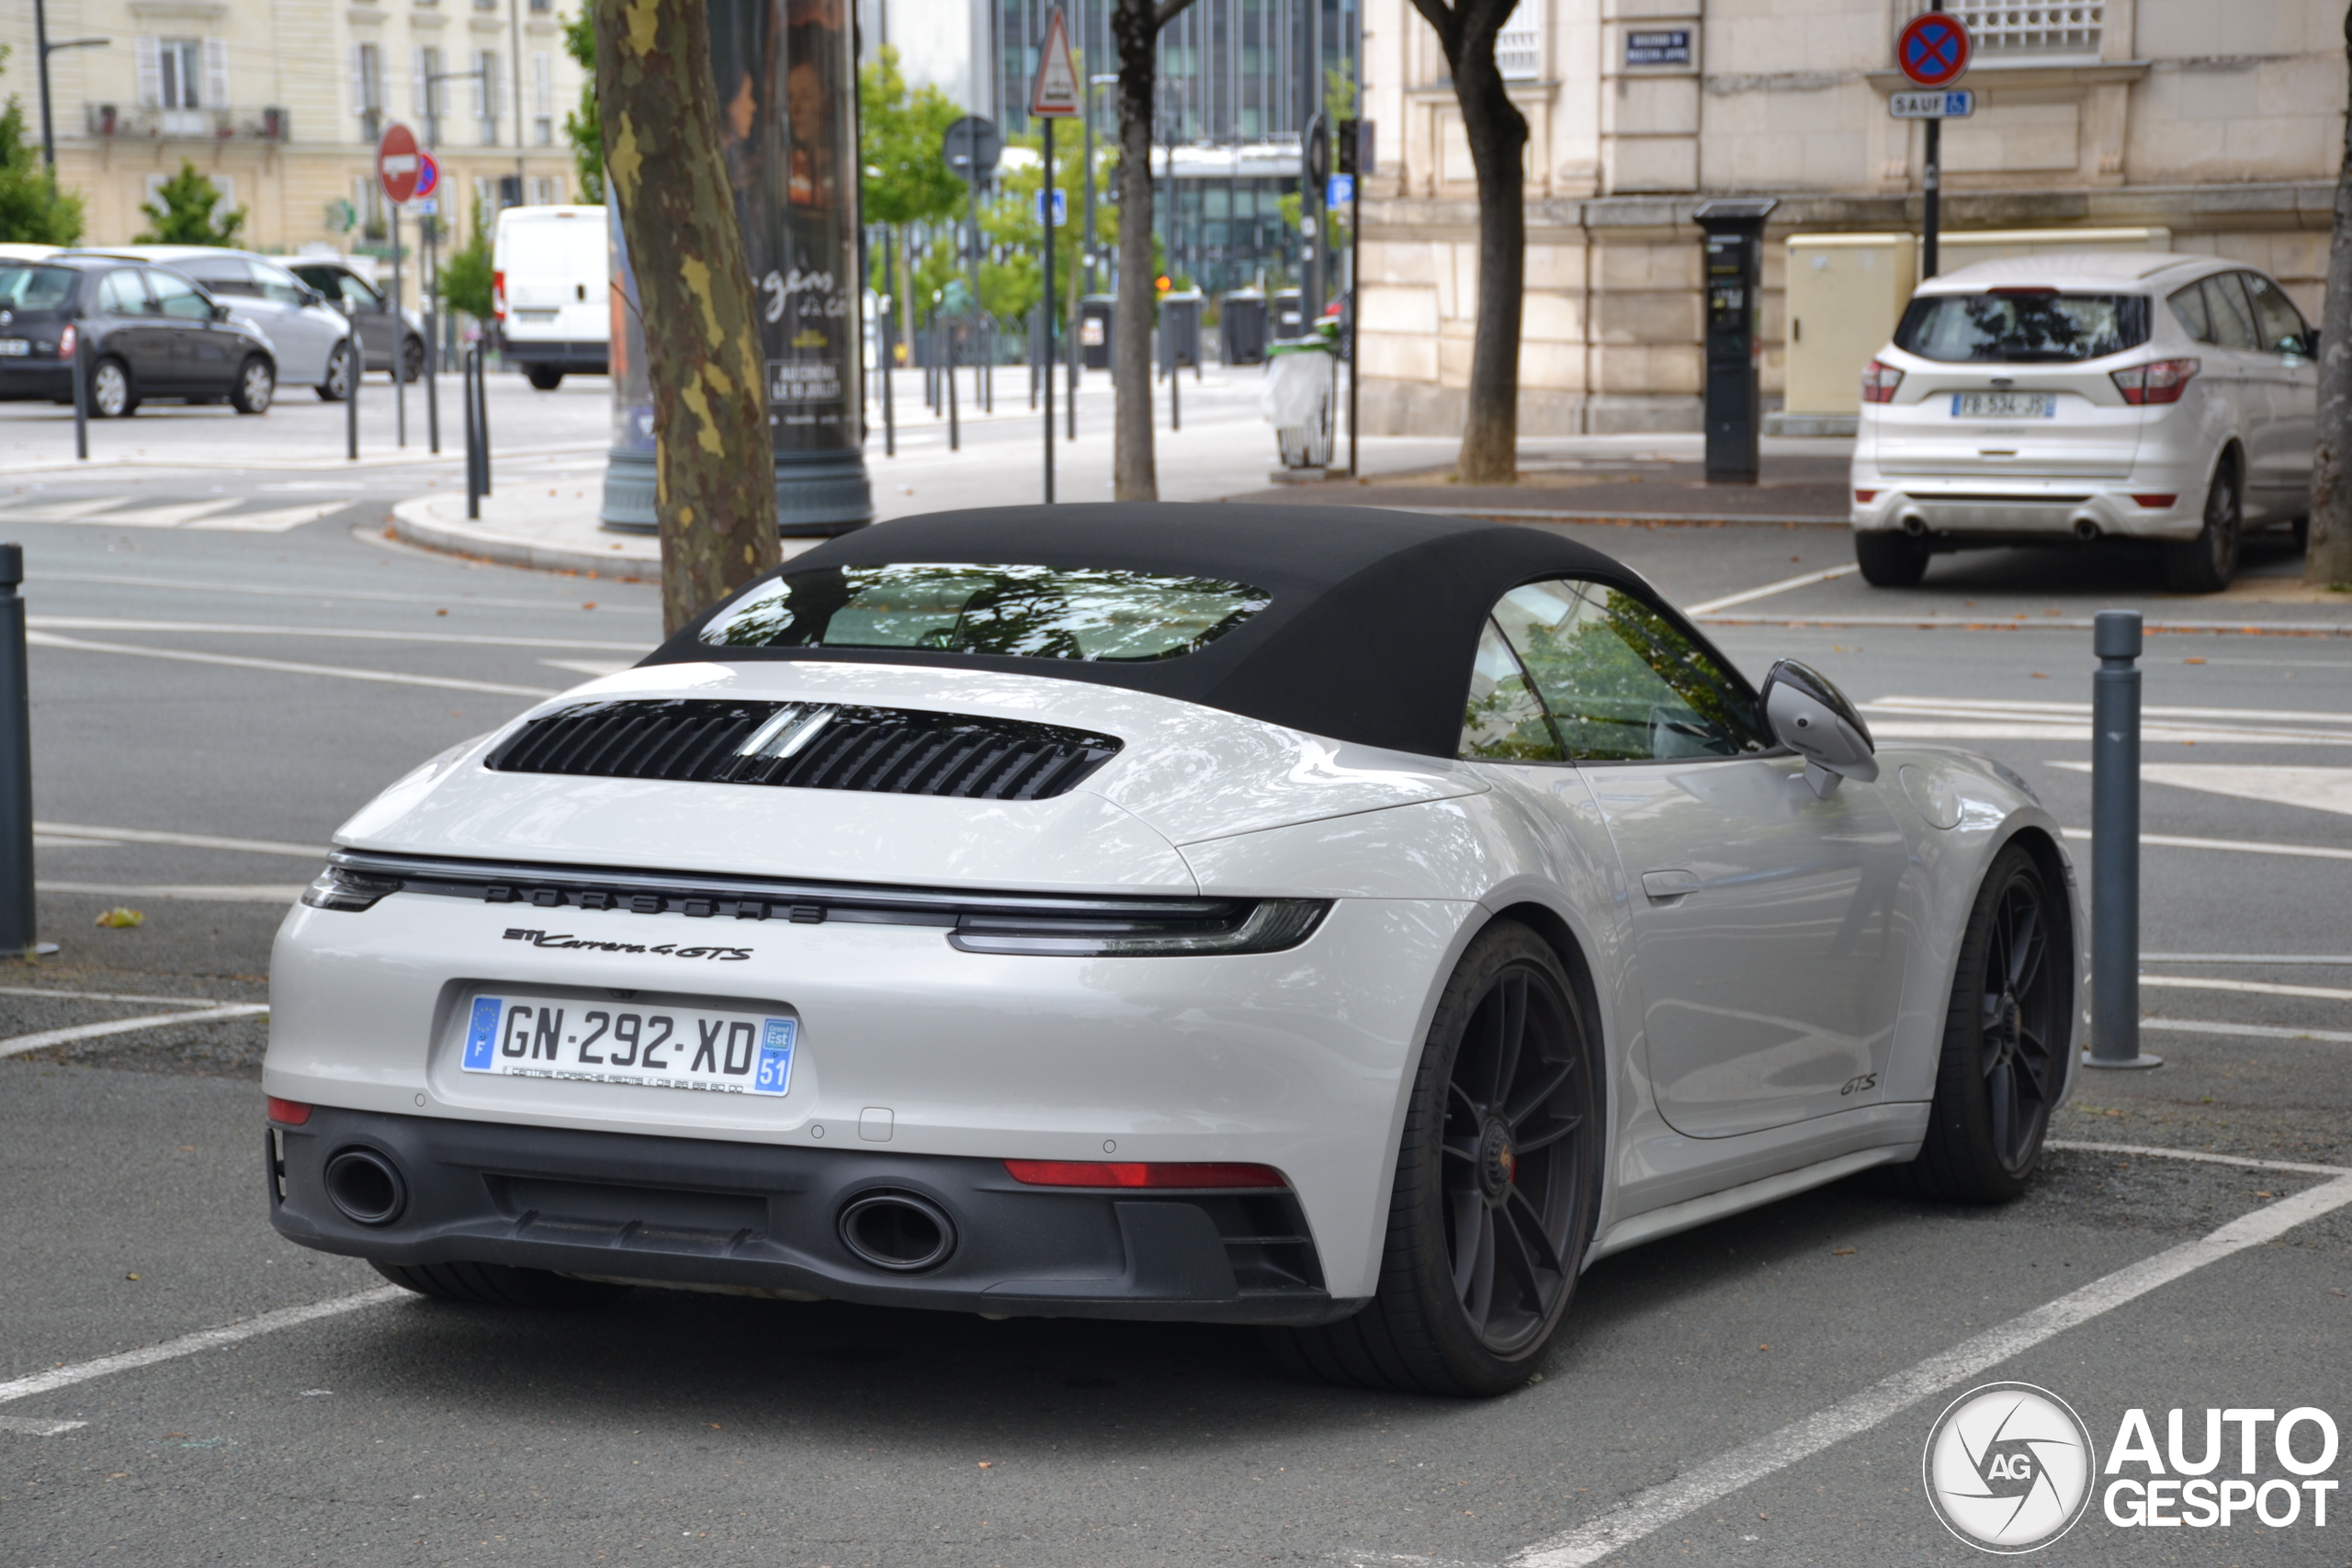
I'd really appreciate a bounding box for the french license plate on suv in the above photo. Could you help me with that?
[459,994,796,1095]
[0,340,29,357]
[1952,391,2053,418]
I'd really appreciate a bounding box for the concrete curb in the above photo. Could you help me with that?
[387,497,659,581]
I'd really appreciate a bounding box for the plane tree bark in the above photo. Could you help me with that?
[1410,0,1525,485]
[594,0,780,632]
[1109,0,1197,501]
[2310,2,2352,587]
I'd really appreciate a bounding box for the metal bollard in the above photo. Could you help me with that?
[70,321,88,461]
[946,328,959,452]
[0,545,54,959]
[345,335,360,460]
[463,346,482,521]
[2086,608,2161,1069]
[424,307,441,454]
[475,347,492,494]
[880,311,897,458]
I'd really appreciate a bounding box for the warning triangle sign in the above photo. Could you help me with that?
[1031,9,1081,117]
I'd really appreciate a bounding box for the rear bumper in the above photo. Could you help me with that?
[1849,474,2205,544]
[0,364,73,400]
[498,335,608,373]
[268,1105,1357,1325]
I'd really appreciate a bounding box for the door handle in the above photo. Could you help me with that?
[1641,869,1702,903]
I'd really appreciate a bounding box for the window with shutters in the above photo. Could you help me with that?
[531,51,553,144]
[353,41,386,136]
[472,50,502,143]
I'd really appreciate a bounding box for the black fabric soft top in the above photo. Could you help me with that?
[646,503,1679,758]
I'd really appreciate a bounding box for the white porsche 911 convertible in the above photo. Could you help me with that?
[266,506,2081,1395]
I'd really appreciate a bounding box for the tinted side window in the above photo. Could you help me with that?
[1459,620,1563,761]
[2165,282,2212,344]
[176,257,255,296]
[2199,275,2259,352]
[1492,579,1768,762]
[97,270,145,314]
[248,260,315,308]
[146,270,213,321]
[2241,273,2310,355]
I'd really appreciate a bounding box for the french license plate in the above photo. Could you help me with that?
[0,340,28,356]
[459,994,796,1096]
[516,310,558,323]
[1952,391,2053,419]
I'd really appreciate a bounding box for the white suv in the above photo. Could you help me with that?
[1849,253,2315,592]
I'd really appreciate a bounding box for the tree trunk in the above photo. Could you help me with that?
[1110,0,1160,501]
[595,0,780,634]
[1416,0,1527,486]
[2310,3,2352,587]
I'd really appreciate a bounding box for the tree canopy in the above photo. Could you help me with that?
[437,194,495,320]
[133,161,245,246]
[561,7,604,203]
[858,47,965,231]
[0,48,84,245]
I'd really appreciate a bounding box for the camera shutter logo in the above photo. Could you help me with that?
[1923,1382,2098,1552]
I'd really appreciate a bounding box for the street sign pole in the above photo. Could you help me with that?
[391,205,406,447]
[1030,7,1080,504]
[1894,6,1969,280]
[375,123,424,459]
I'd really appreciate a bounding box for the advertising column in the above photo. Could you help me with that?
[600,0,873,536]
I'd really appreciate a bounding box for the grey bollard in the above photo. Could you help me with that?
[345,333,360,461]
[0,545,54,959]
[2086,609,2161,1069]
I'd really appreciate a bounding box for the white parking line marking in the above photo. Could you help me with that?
[0,986,230,1008]
[1506,1172,2352,1567]
[25,632,560,699]
[1882,697,2352,727]
[28,616,651,653]
[0,1288,407,1407]
[540,658,637,678]
[0,1416,86,1436]
[1683,566,1860,616]
[2140,1017,2352,1045]
[35,570,660,615]
[2140,975,2352,1002]
[0,1004,269,1059]
[2048,761,2352,818]
[34,821,325,858]
[2058,827,2352,863]
[35,882,305,903]
[2045,1140,2350,1177]
[2143,953,2352,965]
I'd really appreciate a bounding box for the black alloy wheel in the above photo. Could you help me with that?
[1887,842,2069,1202]
[401,335,427,383]
[90,356,134,418]
[1264,921,1600,1396]
[2161,458,2241,592]
[526,365,565,390]
[230,355,275,414]
[317,343,353,402]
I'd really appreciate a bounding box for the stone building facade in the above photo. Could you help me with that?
[1354,0,2344,434]
[0,0,589,310]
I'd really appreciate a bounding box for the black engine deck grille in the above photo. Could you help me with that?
[486,698,1121,801]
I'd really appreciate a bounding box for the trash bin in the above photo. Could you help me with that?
[1272,288,1305,342]
[1219,289,1268,366]
[1160,290,1203,373]
[1261,335,1336,471]
[1079,294,1116,370]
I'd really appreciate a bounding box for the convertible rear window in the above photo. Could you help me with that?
[1894,291,2150,363]
[0,265,78,312]
[700,562,1270,662]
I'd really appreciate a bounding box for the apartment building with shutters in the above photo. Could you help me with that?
[1354,0,2344,434]
[0,0,588,310]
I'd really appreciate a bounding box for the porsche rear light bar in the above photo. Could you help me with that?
[1860,359,1903,403]
[1002,1160,1287,1189]
[2110,357,2198,405]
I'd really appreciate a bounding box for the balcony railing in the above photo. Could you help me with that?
[1497,6,1542,81]
[87,104,292,141]
[1943,2,2103,59]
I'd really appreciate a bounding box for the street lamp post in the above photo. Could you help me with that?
[32,0,108,171]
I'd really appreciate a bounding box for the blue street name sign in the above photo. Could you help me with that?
[1889,89,1974,119]
[1625,28,1691,66]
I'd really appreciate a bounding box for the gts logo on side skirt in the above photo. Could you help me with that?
[1840,1072,1880,1097]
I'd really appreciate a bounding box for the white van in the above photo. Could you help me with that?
[492,205,608,389]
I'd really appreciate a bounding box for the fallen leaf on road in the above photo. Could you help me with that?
[95,907,144,928]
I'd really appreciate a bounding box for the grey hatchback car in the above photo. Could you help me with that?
[64,246,355,400]
[0,255,277,414]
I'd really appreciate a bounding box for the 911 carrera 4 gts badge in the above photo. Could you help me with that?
[502,928,752,961]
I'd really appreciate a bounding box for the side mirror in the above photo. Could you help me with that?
[2305,329,2321,357]
[211,302,232,321]
[1759,659,1878,797]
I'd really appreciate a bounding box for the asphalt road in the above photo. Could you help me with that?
[2,418,2349,1567]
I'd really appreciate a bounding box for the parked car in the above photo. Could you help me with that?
[492,205,610,389]
[62,245,354,402]
[288,259,427,383]
[0,254,277,414]
[1849,253,2316,593]
[266,505,2076,1397]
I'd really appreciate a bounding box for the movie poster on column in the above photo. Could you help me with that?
[709,0,860,454]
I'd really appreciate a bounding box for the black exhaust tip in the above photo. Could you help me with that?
[837,1191,956,1272]
[323,1146,407,1225]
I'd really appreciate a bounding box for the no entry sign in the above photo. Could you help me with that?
[1895,12,1971,89]
[377,123,422,205]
